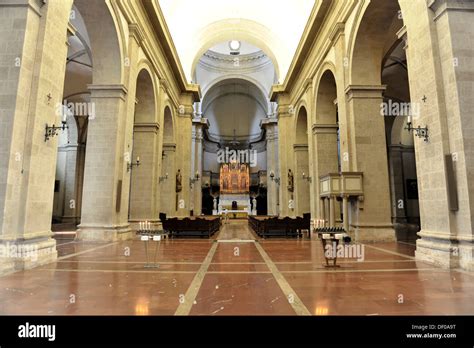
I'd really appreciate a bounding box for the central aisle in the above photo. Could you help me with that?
[216,219,256,241]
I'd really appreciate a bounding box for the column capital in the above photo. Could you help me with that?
[260,117,278,128]
[87,84,128,101]
[133,122,160,134]
[192,117,209,129]
[0,0,45,16]
[345,85,386,101]
[312,123,339,135]
[163,143,177,152]
[293,144,309,152]
[428,0,474,21]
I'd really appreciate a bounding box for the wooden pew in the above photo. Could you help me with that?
[161,215,221,238]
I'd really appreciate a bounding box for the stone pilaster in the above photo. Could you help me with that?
[129,122,160,222]
[312,124,340,222]
[0,0,73,273]
[261,118,279,216]
[345,85,395,241]
[293,144,310,216]
[190,118,208,216]
[160,143,177,216]
[77,85,133,241]
[275,102,295,217]
[174,102,194,217]
[401,0,474,270]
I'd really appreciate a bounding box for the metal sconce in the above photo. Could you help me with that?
[45,121,68,142]
[269,171,280,185]
[302,172,312,183]
[45,106,70,142]
[159,173,169,183]
[405,122,429,142]
[127,156,140,172]
[189,171,200,186]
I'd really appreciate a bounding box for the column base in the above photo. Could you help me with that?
[76,224,133,242]
[350,223,396,242]
[0,236,57,274]
[416,230,474,271]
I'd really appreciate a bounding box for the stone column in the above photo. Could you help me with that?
[312,124,339,220]
[294,144,310,216]
[174,102,194,217]
[129,122,160,222]
[276,102,293,217]
[77,85,132,241]
[160,143,176,216]
[190,118,208,216]
[261,118,279,216]
[329,196,336,228]
[399,0,474,270]
[342,195,349,232]
[0,0,73,273]
[345,85,395,241]
[61,142,84,224]
[388,144,408,224]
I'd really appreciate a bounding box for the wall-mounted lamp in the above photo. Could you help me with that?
[45,107,70,142]
[159,173,169,183]
[189,171,200,186]
[269,171,280,185]
[302,172,312,183]
[127,156,140,172]
[405,121,429,142]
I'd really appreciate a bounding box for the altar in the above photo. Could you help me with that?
[218,193,251,216]
[214,162,253,217]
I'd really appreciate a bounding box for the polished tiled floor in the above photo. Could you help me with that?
[0,220,473,315]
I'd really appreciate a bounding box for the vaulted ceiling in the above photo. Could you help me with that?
[158,0,316,83]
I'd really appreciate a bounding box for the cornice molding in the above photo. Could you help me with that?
[129,24,146,44]
[329,22,345,44]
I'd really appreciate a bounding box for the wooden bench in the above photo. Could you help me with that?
[161,215,221,238]
[248,214,311,239]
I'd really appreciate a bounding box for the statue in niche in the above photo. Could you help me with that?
[288,169,294,193]
[176,169,182,193]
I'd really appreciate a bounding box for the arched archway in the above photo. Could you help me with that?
[313,69,341,224]
[52,3,92,230]
[160,106,177,216]
[382,38,420,242]
[349,0,404,86]
[129,68,158,221]
[344,0,408,241]
[294,106,310,217]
